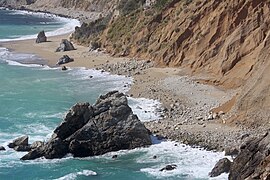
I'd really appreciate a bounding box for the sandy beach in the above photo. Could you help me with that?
[1,34,128,68]
[1,32,250,152]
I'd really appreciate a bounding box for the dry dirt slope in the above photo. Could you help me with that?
[96,0,270,128]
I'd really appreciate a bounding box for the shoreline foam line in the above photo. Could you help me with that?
[0,47,161,122]
[0,9,80,42]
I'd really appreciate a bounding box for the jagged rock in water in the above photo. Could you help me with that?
[0,146,5,151]
[21,91,151,160]
[35,31,47,43]
[209,158,231,177]
[55,39,75,52]
[56,55,74,65]
[229,132,270,180]
[159,164,177,171]
[61,66,67,71]
[8,135,29,148]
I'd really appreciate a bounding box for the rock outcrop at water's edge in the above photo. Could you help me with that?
[228,131,270,180]
[21,91,152,160]
[56,55,74,65]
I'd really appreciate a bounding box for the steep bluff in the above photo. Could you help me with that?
[71,0,270,128]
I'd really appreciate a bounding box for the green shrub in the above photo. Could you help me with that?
[118,0,145,15]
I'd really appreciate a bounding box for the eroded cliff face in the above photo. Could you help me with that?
[90,0,270,128]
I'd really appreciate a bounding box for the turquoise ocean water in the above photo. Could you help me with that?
[0,9,228,180]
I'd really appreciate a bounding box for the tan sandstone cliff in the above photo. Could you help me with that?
[94,0,270,128]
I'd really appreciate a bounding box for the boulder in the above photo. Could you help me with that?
[55,39,75,52]
[229,132,270,180]
[8,135,29,148]
[36,31,47,43]
[89,41,101,51]
[56,55,74,65]
[21,91,152,160]
[160,164,177,171]
[209,158,231,177]
[0,146,5,151]
[61,66,67,71]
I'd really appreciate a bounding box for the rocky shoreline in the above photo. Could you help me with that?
[1,3,269,178]
[7,91,151,160]
[94,60,247,151]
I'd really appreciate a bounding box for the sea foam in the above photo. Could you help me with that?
[0,10,80,42]
[55,170,97,180]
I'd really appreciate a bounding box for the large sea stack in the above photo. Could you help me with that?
[21,91,151,160]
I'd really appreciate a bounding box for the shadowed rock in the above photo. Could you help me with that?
[229,132,270,180]
[209,158,231,177]
[160,164,177,171]
[56,39,75,52]
[8,135,29,148]
[0,146,5,151]
[35,31,47,43]
[21,91,151,160]
[56,55,74,65]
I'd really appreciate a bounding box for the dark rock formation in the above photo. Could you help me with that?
[229,132,270,180]
[56,55,74,65]
[160,164,177,171]
[224,147,239,157]
[61,66,67,71]
[8,135,31,152]
[21,91,151,160]
[0,146,5,151]
[8,135,29,148]
[209,158,231,177]
[35,31,47,43]
[55,39,75,52]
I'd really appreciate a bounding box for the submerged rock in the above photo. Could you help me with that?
[209,158,231,177]
[55,39,75,52]
[61,66,67,71]
[57,55,74,65]
[160,164,177,171]
[0,146,5,151]
[21,91,151,160]
[35,31,47,43]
